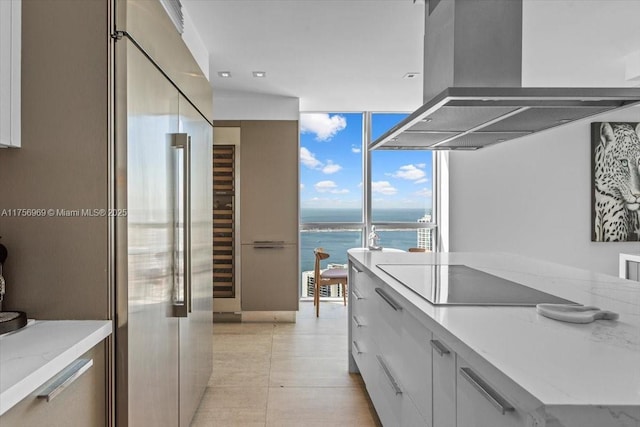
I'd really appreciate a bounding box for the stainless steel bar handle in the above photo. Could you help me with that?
[351,264,363,273]
[254,245,285,249]
[376,355,402,395]
[430,339,451,356]
[352,290,365,300]
[352,316,364,327]
[459,367,514,415]
[352,341,363,355]
[37,359,93,402]
[375,288,403,311]
[253,240,285,245]
[184,135,192,313]
[171,133,189,317]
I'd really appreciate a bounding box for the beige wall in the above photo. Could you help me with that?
[0,0,110,319]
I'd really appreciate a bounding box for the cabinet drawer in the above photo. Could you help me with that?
[351,264,374,300]
[351,333,377,390]
[432,336,456,427]
[400,311,433,424]
[241,244,298,311]
[456,357,527,427]
[0,343,106,427]
[369,354,428,427]
[350,289,371,320]
[372,284,403,357]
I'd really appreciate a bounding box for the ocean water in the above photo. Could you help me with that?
[300,208,431,272]
[301,208,429,223]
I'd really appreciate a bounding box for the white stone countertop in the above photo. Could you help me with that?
[0,320,112,416]
[348,250,640,410]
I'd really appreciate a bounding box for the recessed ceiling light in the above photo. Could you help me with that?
[556,119,571,124]
[421,118,433,123]
[218,71,232,78]
[403,72,420,79]
[252,71,266,78]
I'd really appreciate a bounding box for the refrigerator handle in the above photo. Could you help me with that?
[171,133,190,318]
[185,135,192,314]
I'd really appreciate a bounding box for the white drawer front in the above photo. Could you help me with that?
[432,337,456,427]
[401,311,433,424]
[370,354,429,427]
[456,357,528,427]
[372,285,403,358]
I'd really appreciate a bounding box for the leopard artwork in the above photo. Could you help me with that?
[593,122,640,241]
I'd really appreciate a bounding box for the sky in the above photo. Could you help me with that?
[300,113,433,211]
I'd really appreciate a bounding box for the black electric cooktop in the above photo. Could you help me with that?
[376,264,576,306]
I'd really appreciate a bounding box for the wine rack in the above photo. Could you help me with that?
[213,145,235,298]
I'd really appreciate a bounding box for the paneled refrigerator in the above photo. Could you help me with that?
[114,6,213,426]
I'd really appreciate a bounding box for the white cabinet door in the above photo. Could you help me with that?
[431,336,456,427]
[0,0,20,148]
[456,357,528,427]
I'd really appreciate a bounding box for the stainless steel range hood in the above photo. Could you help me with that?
[370,87,640,150]
[370,0,640,151]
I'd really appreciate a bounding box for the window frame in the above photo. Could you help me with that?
[298,110,439,295]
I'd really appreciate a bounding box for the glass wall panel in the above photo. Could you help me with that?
[299,112,364,219]
[298,112,437,297]
[371,113,434,250]
[376,229,433,252]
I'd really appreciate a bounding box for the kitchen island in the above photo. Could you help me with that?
[347,250,640,427]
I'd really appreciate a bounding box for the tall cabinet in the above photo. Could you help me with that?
[239,121,299,312]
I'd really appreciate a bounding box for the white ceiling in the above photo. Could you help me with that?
[181,0,425,112]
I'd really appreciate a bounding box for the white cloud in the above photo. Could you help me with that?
[314,180,349,194]
[300,147,322,169]
[314,180,338,192]
[415,188,433,198]
[300,113,347,141]
[322,160,342,174]
[300,183,305,190]
[416,163,426,169]
[414,178,428,184]
[351,145,361,153]
[391,164,426,181]
[372,181,398,195]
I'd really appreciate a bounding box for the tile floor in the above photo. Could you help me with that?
[191,301,381,427]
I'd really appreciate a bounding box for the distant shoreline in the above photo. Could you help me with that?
[299,208,433,272]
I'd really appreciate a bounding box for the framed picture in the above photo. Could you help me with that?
[591,122,640,242]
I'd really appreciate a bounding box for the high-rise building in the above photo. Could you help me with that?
[417,214,433,250]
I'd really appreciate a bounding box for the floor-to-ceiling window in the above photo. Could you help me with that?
[369,113,434,251]
[299,113,364,298]
[299,112,436,298]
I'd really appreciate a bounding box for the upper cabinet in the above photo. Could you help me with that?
[0,0,21,148]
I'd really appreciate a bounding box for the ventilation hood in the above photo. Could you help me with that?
[370,0,640,150]
[370,86,640,150]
